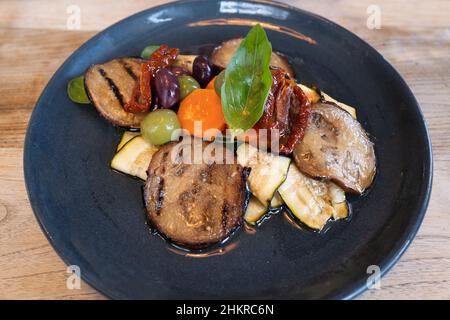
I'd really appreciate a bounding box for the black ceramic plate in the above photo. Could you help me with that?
[24,0,432,299]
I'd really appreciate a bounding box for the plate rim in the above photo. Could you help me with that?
[23,0,433,300]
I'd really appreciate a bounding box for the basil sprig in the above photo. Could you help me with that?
[221,24,273,132]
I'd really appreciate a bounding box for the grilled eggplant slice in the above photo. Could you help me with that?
[293,102,376,194]
[278,164,348,230]
[210,38,295,78]
[111,136,158,180]
[144,140,248,248]
[237,143,291,205]
[85,57,148,128]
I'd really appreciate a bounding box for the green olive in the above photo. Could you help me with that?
[140,109,181,145]
[67,76,90,104]
[214,70,225,96]
[178,75,201,100]
[141,45,160,59]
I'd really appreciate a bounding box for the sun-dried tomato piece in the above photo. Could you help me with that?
[124,45,179,113]
[254,67,311,154]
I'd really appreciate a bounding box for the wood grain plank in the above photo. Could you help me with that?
[0,0,449,300]
[0,0,174,31]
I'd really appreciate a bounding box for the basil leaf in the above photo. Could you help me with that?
[221,24,273,131]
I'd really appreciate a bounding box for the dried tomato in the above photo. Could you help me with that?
[124,45,179,113]
[254,68,311,154]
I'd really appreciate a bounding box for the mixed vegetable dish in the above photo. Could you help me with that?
[68,25,376,249]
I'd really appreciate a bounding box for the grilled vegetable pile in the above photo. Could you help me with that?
[68,24,376,248]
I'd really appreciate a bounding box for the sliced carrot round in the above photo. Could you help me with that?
[206,76,217,90]
[177,89,226,138]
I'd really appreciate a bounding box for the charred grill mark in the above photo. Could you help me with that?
[178,192,190,217]
[98,68,125,107]
[155,177,165,215]
[160,152,169,174]
[172,146,184,165]
[174,165,185,177]
[192,184,202,195]
[162,152,169,162]
[312,112,325,128]
[221,201,229,232]
[178,190,192,202]
[119,59,138,80]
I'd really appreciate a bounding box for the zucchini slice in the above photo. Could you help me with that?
[278,164,348,230]
[270,192,284,208]
[321,92,357,119]
[111,136,158,180]
[298,84,321,103]
[237,143,291,205]
[328,183,349,220]
[244,196,268,225]
[116,131,140,151]
[298,84,357,119]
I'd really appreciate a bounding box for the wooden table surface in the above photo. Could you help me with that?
[0,0,449,300]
